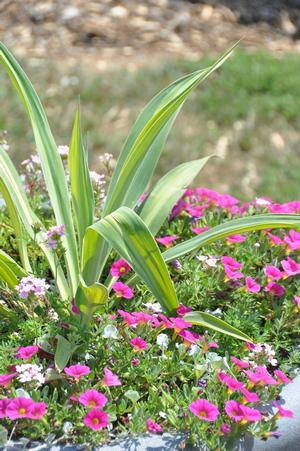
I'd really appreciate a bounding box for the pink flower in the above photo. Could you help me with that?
[84,409,108,430]
[146,418,164,434]
[274,370,292,384]
[16,345,39,360]
[0,399,11,418]
[265,282,285,297]
[245,276,261,293]
[102,367,122,386]
[177,304,193,316]
[71,298,80,315]
[79,390,108,409]
[239,404,261,422]
[244,366,277,386]
[178,330,200,346]
[28,401,46,420]
[226,234,246,244]
[64,364,90,380]
[221,256,242,271]
[264,265,283,281]
[220,423,231,434]
[6,397,34,420]
[284,230,300,251]
[225,400,244,422]
[189,399,219,422]
[274,401,294,418]
[131,358,140,366]
[293,296,300,307]
[110,259,131,277]
[118,309,138,327]
[281,257,300,277]
[266,232,283,246]
[156,235,179,248]
[224,266,244,281]
[191,226,209,235]
[170,317,192,333]
[0,373,16,387]
[130,337,148,352]
[219,373,244,392]
[112,282,134,299]
[241,388,260,403]
[230,356,249,369]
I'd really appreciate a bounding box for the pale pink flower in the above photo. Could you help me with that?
[293,296,300,307]
[84,409,108,430]
[281,257,300,277]
[110,259,131,277]
[264,265,283,281]
[130,337,148,352]
[245,276,261,293]
[274,401,294,418]
[146,418,164,434]
[265,282,285,297]
[156,235,179,248]
[112,282,134,299]
[102,367,122,386]
[274,370,292,384]
[6,397,34,420]
[189,399,219,422]
[230,356,249,369]
[16,345,39,361]
[0,399,11,418]
[64,364,90,380]
[78,390,108,409]
[0,373,16,387]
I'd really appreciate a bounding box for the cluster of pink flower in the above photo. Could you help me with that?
[16,276,49,300]
[44,224,65,249]
[109,259,134,300]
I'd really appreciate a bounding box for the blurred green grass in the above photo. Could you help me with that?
[1,49,300,202]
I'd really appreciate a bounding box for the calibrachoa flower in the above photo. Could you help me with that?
[245,276,261,293]
[84,409,109,430]
[146,419,164,434]
[226,234,246,244]
[281,257,300,277]
[27,402,46,420]
[274,401,294,418]
[189,399,219,422]
[225,401,261,423]
[16,345,39,360]
[6,397,34,420]
[244,366,277,386]
[225,400,243,422]
[156,235,179,247]
[0,373,16,387]
[230,356,249,369]
[293,296,300,308]
[274,370,292,384]
[284,230,300,251]
[0,399,11,418]
[221,256,242,271]
[191,226,209,235]
[110,259,131,277]
[219,373,244,393]
[241,388,260,403]
[112,282,134,299]
[177,304,193,316]
[130,337,147,351]
[264,265,283,281]
[78,390,108,409]
[239,404,261,423]
[16,276,49,299]
[220,423,231,434]
[64,364,90,380]
[265,282,285,297]
[102,367,122,386]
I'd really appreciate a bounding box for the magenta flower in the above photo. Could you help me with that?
[0,399,11,418]
[264,265,283,281]
[131,358,140,366]
[102,367,122,387]
[189,399,219,422]
[118,309,138,327]
[284,230,300,251]
[64,364,90,380]
[245,276,261,293]
[274,370,292,384]
[6,397,34,420]
[191,226,209,235]
[177,304,193,316]
[110,259,131,277]
[265,282,285,297]
[28,401,46,420]
[219,374,244,392]
[226,234,246,244]
[84,409,109,430]
[146,418,164,434]
[16,345,39,361]
[281,257,300,277]
[220,423,231,434]
[224,266,244,281]
[241,388,260,403]
[78,389,108,409]
[170,317,192,333]
[130,337,148,352]
[0,373,16,387]
[71,298,80,315]
[112,282,134,299]
[274,401,294,418]
[267,232,283,246]
[230,356,249,369]
[221,256,242,271]
[178,330,200,346]
[156,235,179,248]
[239,404,261,422]
[225,400,244,422]
[244,366,277,386]
[293,296,300,307]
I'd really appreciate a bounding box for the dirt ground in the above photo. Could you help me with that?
[1,0,300,70]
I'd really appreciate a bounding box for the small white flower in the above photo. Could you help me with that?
[143,302,162,313]
[206,257,218,268]
[156,333,169,349]
[102,325,119,339]
[188,344,200,356]
[159,411,167,419]
[254,242,260,247]
[196,255,208,262]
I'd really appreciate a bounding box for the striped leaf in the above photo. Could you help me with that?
[0,249,26,288]
[75,277,108,327]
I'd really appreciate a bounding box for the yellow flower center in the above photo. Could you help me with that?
[88,401,97,408]
[199,411,207,417]
[120,267,126,273]
[19,408,26,414]
[92,418,99,425]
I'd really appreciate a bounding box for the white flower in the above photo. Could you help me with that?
[16,364,45,386]
[196,255,208,262]
[102,325,119,339]
[143,302,162,313]
[156,334,169,349]
[159,411,167,419]
[188,344,200,356]
[206,257,218,268]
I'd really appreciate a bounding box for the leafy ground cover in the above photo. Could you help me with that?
[0,174,299,449]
